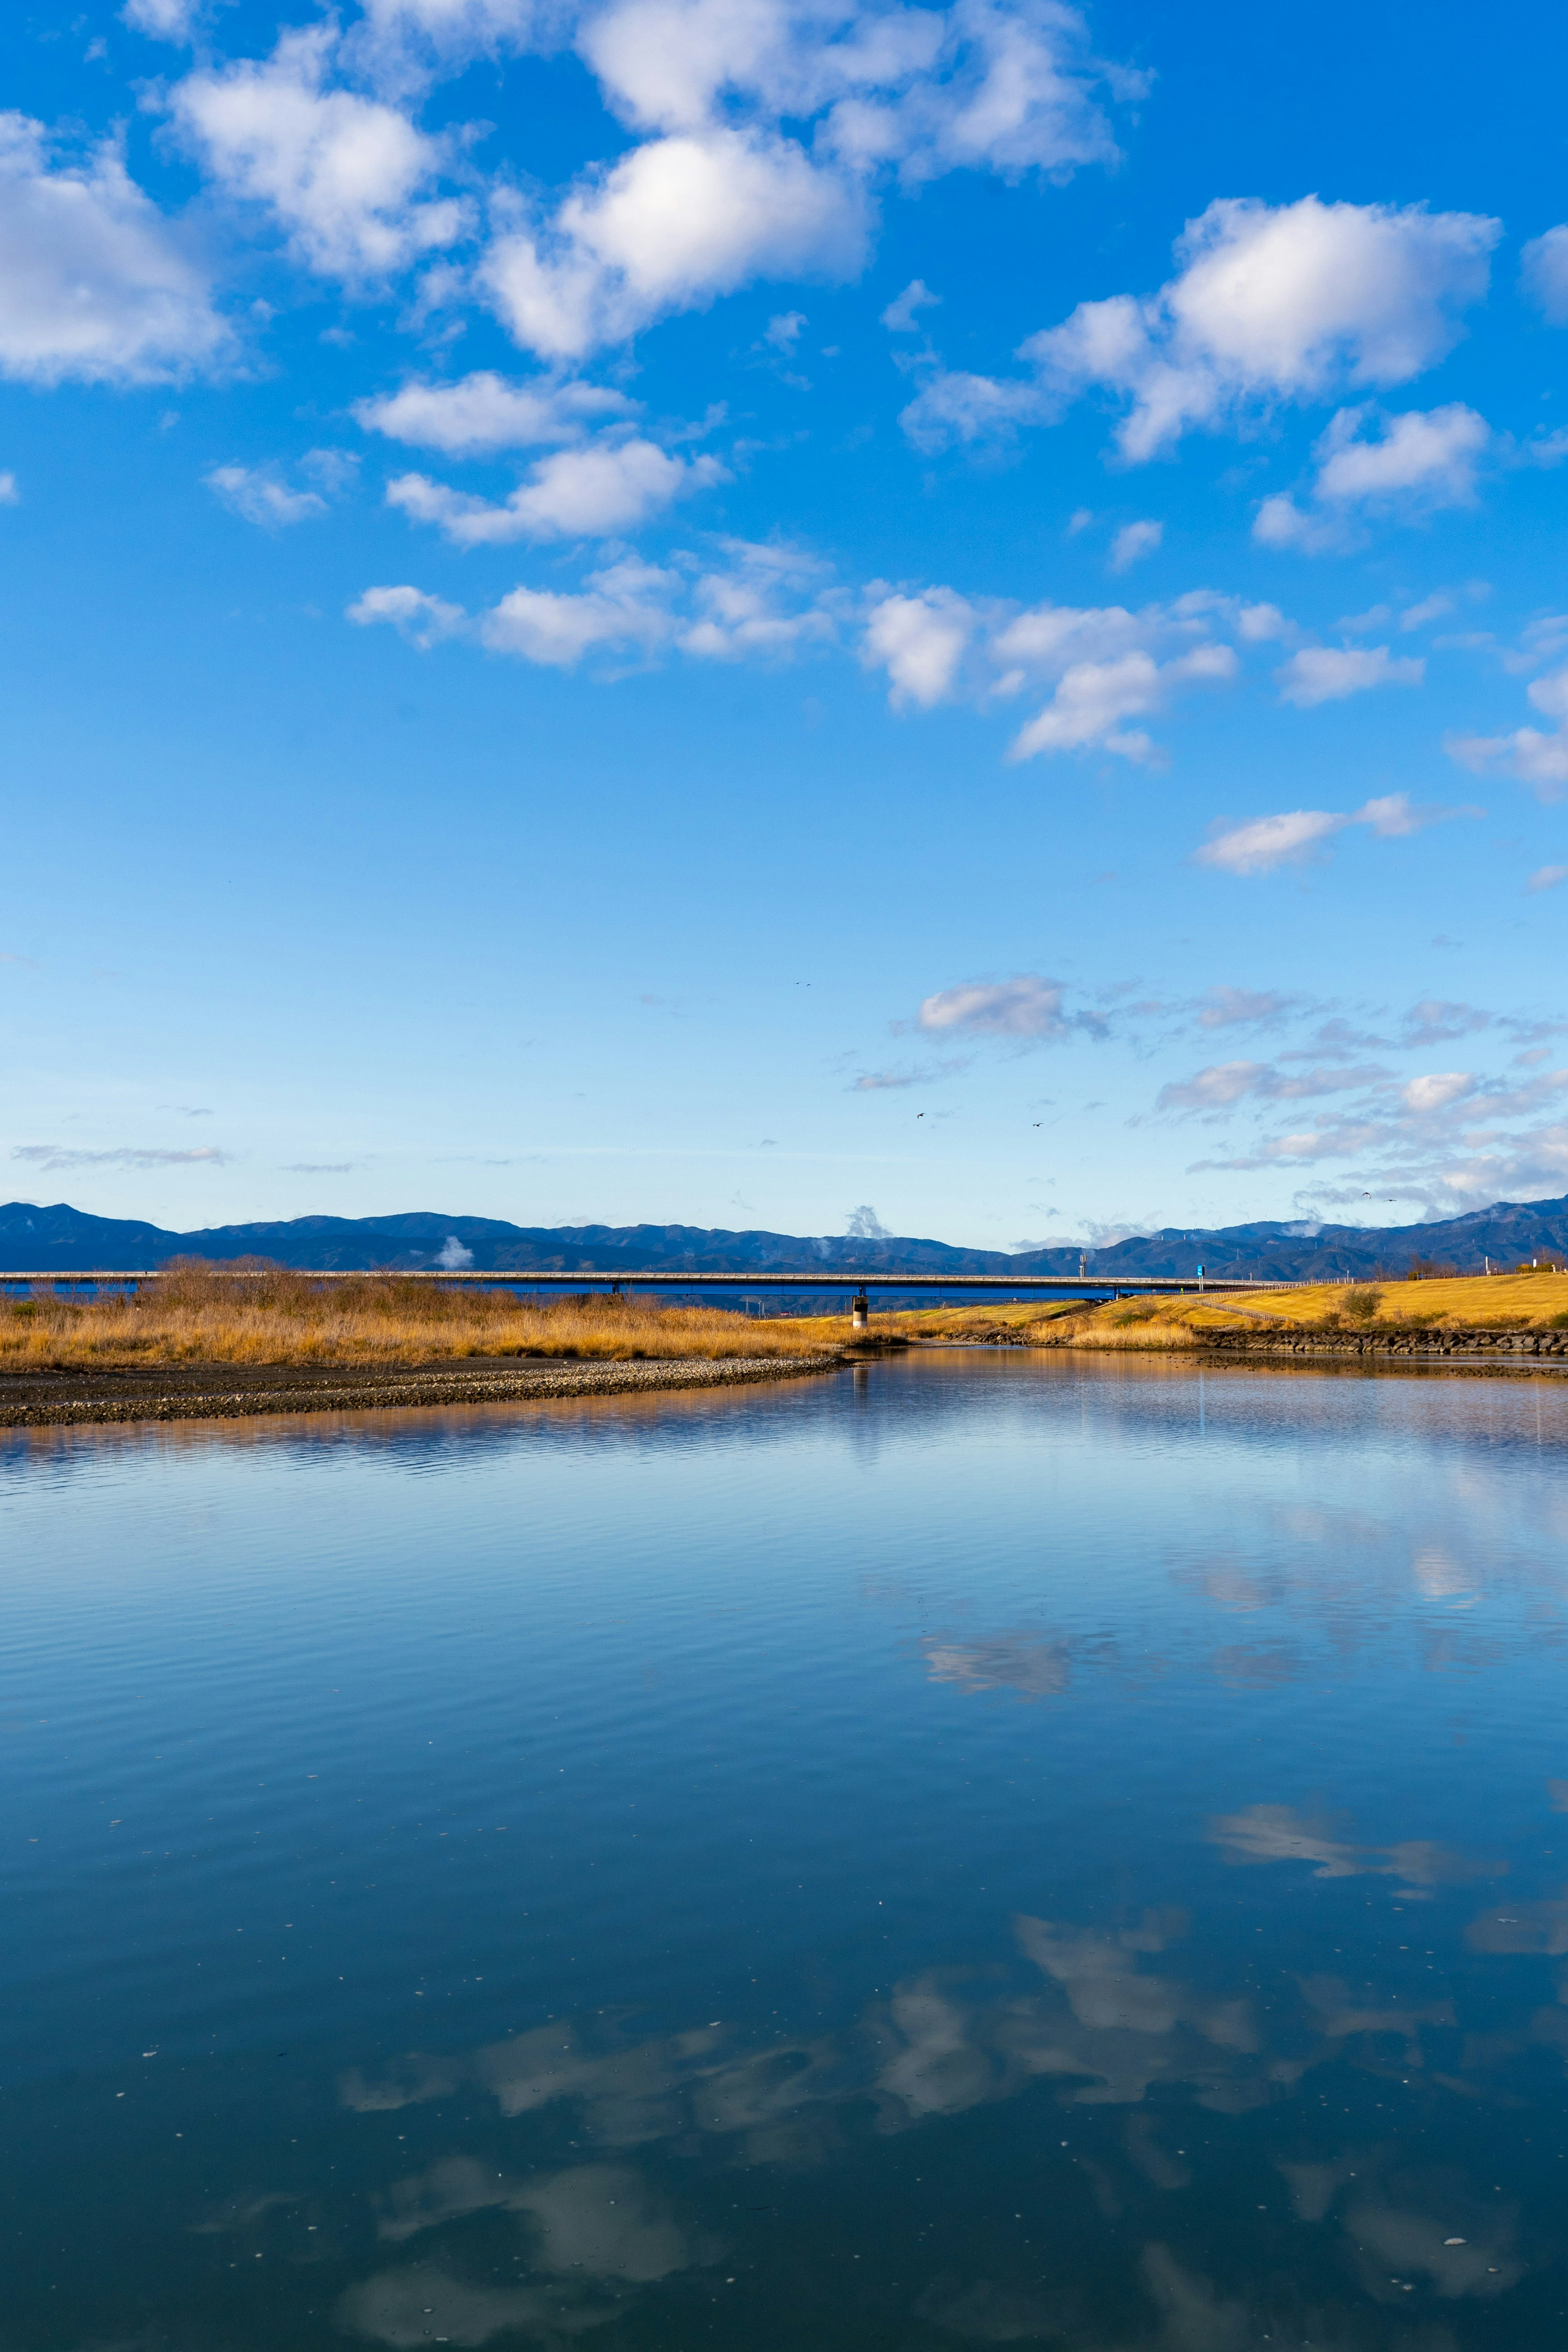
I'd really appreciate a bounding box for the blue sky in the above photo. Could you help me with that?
[2,0,1566,1247]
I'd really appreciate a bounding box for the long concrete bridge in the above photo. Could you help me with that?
[0,1267,1300,1300]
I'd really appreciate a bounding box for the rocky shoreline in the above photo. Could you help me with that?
[0,1352,844,1430]
[1195,1326,1568,1370]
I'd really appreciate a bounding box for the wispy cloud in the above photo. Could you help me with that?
[1196,793,1477,876]
[11,1144,231,1169]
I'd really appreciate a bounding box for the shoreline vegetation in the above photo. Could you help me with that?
[0,1260,837,1371]
[846,1270,1568,1360]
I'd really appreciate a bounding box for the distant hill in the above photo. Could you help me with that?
[3,1196,1568,1281]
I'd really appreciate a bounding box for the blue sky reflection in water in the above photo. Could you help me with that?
[5,1351,1568,2348]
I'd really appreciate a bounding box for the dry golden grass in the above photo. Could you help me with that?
[0,1260,835,1369]
[823,1270,1568,1351]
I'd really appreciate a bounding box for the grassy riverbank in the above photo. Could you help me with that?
[1,1262,835,1369]
[842,1271,1568,1350]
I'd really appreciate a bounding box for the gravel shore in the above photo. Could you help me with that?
[0,1352,843,1429]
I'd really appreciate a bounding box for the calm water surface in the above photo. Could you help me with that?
[6,1351,1568,2349]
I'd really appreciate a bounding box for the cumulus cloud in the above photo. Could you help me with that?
[1255,402,1490,551]
[1109,517,1162,570]
[479,555,679,666]
[1521,224,1568,327]
[359,540,841,671]
[205,463,328,526]
[1010,641,1234,762]
[1448,664,1568,802]
[386,438,724,543]
[1527,864,1568,893]
[861,587,976,708]
[347,583,467,646]
[354,371,634,453]
[1274,643,1423,706]
[860,585,1270,758]
[122,0,204,37]
[1196,792,1471,875]
[0,114,229,384]
[882,276,940,332]
[168,27,467,278]
[917,974,1089,1041]
[1157,1059,1385,1113]
[1196,986,1299,1030]
[482,128,869,359]
[907,195,1497,461]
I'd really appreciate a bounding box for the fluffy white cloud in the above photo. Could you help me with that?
[1521,225,1568,327]
[357,540,840,672]
[917,974,1076,1040]
[347,583,467,645]
[1010,641,1234,762]
[1109,517,1161,570]
[1274,643,1423,706]
[577,0,1123,182]
[1448,664,1568,802]
[122,0,203,36]
[897,365,1051,451]
[677,539,840,659]
[1402,1071,1474,1114]
[1255,402,1489,551]
[882,276,940,332]
[911,195,1498,460]
[355,371,634,452]
[860,585,1268,757]
[861,587,976,708]
[1196,791,1468,875]
[204,463,327,526]
[479,555,680,665]
[169,27,466,277]
[483,127,868,359]
[0,114,229,384]
[0,472,17,504]
[1527,864,1568,894]
[387,437,724,542]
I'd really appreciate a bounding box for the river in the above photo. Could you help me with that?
[5,1351,1566,2348]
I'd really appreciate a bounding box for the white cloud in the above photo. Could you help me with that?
[579,0,1125,183]
[122,0,203,36]
[1402,1071,1474,1114]
[677,539,839,659]
[861,587,975,708]
[882,276,940,332]
[387,438,724,543]
[1448,664,1568,802]
[1255,403,1489,552]
[1526,864,1568,894]
[355,371,634,453]
[479,555,679,666]
[917,974,1077,1040]
[1009,641,1235,763]
[483,127,868,359]
[347,583,467,646]
[1274,643,1423,706]
[0,472,17,504]
[168,27,467,278]
[12,1143,229,1169]
[898,365,1051,452]
[204,463,327,526]
[1196,791,1470,875]
[1109,517,1161,570]
[1521,225,1568,327]
[983,195,1499,462]
[0,114,229,384]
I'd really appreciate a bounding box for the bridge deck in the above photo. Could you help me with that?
[0,1267,1305,1295]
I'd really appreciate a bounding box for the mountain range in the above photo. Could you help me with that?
[3,1196,1567,1282]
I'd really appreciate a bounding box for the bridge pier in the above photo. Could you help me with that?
[851,1288,870,1332]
